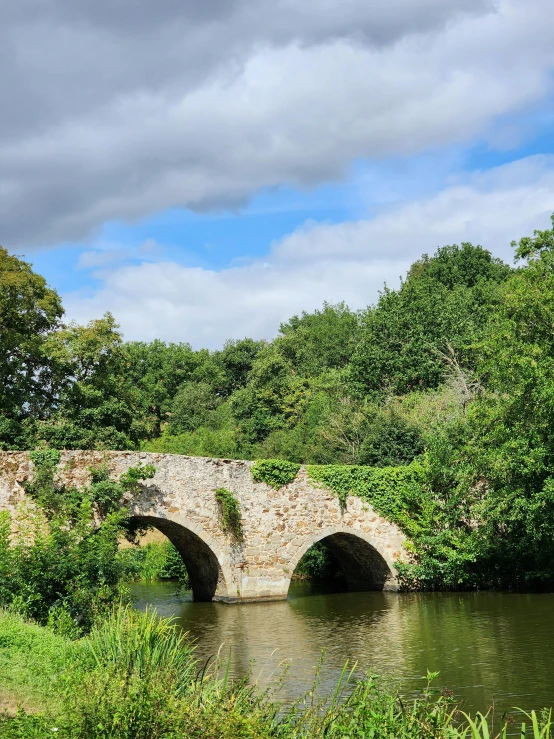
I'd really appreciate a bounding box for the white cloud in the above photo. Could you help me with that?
[64,155,554,347]
[2,0,554,248]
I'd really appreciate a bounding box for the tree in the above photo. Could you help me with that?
[216,338,266,395]
[349,243,510,397]
[276,302,360,377]
[169,382,221,433]
[415,216,554,589]
[123,340,200,438]
[34,314,137,450]
[358,411,424,467]
[0,248,63,447]
[229,345,310,447]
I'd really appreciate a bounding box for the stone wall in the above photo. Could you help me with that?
[0,451,408,602]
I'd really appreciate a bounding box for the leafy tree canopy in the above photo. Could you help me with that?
[0,247,63,446]
[348,243,511,397]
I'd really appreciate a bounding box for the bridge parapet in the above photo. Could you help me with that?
[0,451,408,602]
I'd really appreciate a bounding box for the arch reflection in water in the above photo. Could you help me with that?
[131,581,408,703]
[289,530,393,595]
[131,583,554,716]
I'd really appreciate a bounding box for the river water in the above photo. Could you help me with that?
[131,581,554,716]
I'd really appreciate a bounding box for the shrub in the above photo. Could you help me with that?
[251,459,300,489]
[0,455,156,633]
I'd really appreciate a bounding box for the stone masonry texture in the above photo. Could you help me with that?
[0,452,408,602]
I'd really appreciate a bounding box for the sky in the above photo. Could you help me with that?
[3,0,554,347]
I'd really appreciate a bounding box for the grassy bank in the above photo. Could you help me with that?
[0,611,78,716]
[0,607,551,739]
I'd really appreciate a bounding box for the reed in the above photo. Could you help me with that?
[454,709,552,739]
[84,603,196,696]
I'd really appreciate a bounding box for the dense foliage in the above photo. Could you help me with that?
[0,454,155,634]
[5,217,554,589]
[251,459,301,489]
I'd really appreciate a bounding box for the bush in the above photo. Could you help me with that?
[0,456,156,634]
[251,459,300,489]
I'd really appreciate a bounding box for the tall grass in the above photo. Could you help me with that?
[84,604,195,695]
[456,710,552,739]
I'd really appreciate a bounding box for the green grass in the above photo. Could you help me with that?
[0,609,81,713]
[0,607,551,738]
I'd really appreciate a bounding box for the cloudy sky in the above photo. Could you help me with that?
[3,0,554,346]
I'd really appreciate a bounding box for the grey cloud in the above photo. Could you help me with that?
[1,0,492,140]
[4,0,491,38]
[2,0,551,249]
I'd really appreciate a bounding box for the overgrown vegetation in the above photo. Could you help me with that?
[251,459,301,489]
[307,461,426,517]
[0,607,551,739]
[0,454,156,635]
[5,217,554,589]
[118,541,189,586]
[214,488,243,539]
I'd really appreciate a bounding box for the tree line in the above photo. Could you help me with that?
[3,215,554,588]
[0,233,512,461]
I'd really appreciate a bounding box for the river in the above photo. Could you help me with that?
[131,581,554,716]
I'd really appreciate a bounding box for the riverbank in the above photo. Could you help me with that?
[0,607,551,739]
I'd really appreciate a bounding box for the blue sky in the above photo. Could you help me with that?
[4,0,554,346]
[31,178,360,292]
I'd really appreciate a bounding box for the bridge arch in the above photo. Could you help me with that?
[128,514,234,602]
[288,526,398,594]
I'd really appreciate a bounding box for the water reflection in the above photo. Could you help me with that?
[131,581,554,715]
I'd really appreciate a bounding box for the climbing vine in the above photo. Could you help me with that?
[306,460,468,588]
[24,454,156,520]
[306,461,428,530]
[251,459,300,489]
[214,488,243,540]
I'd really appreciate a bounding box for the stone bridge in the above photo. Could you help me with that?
[0,451,408,603]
